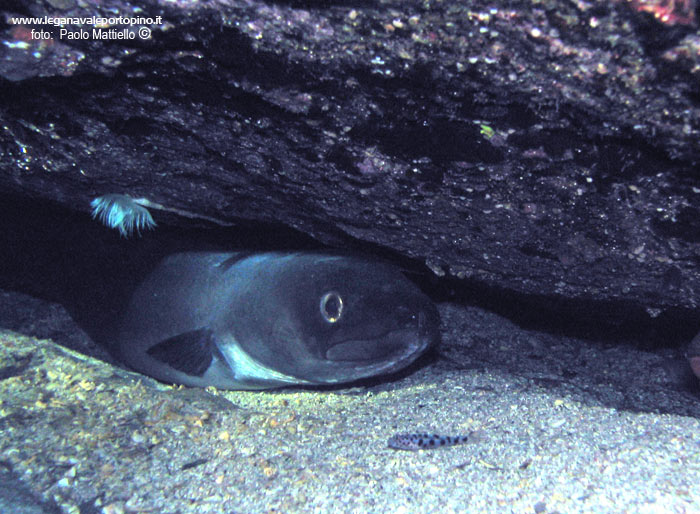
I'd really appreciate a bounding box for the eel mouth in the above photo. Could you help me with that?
[325,328,421,363]
[324,306,439,366]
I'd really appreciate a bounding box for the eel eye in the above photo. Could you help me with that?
[320,292,343,323]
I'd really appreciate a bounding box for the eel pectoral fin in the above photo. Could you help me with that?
[146,329,218,377]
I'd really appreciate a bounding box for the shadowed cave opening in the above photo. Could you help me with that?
[0,191,697,393]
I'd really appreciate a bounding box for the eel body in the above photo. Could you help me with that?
[116,252,439,390]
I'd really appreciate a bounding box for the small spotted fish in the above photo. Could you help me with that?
[387,432,470,451]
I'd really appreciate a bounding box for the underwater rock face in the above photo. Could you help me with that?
[0,0,699,316]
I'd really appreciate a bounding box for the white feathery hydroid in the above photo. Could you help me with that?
[91,193,234,237]
[90,194,156,238]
